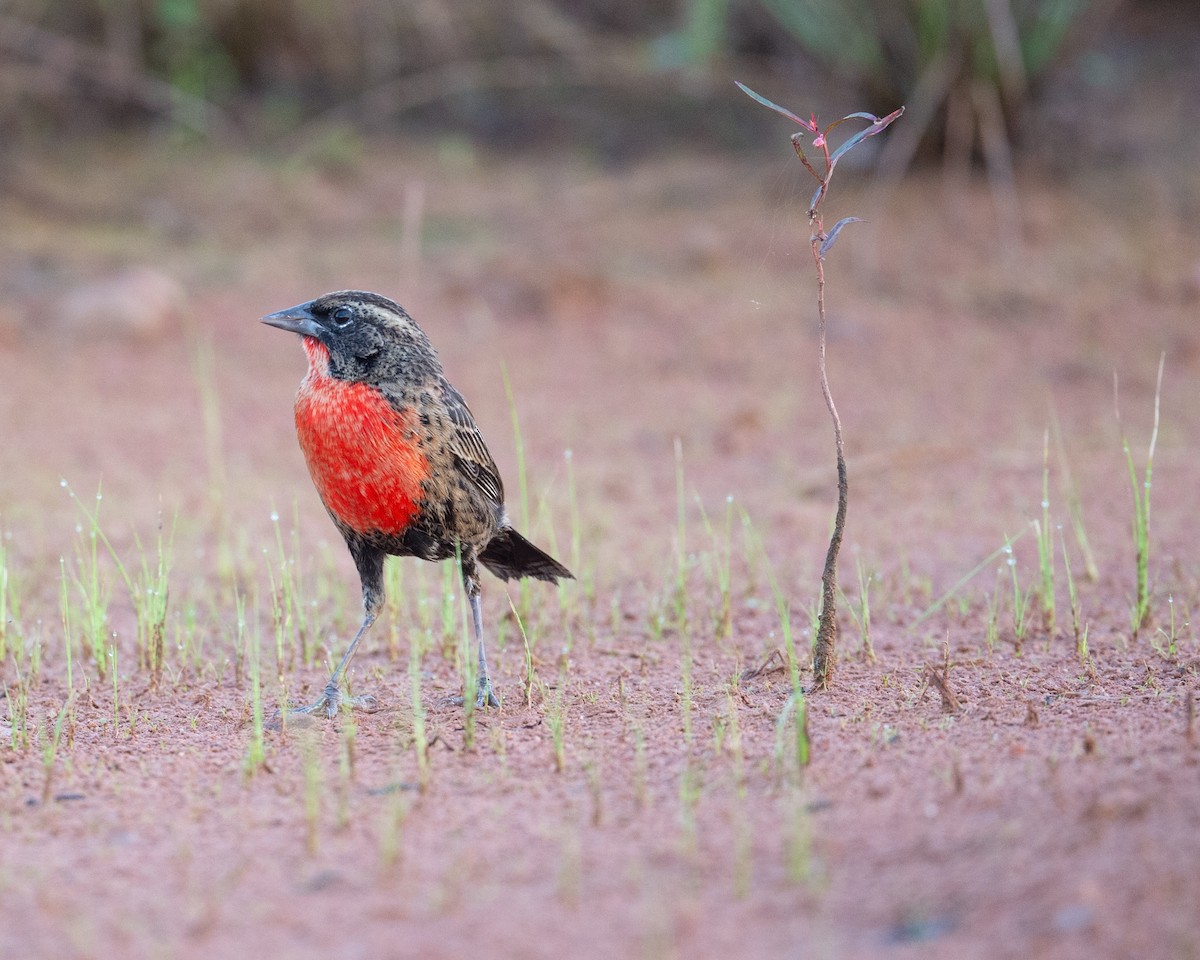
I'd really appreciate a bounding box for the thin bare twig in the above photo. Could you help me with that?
[920,664,961,714]
[741,648,786,682]
[810,212,845,689]
[739,84,901,691]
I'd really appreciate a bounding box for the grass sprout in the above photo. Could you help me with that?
[677,757,701,857]
[502,363,533,618]
[41,695,73,804]
[377,791,409,872]
[58,557,75,698]
[846,556,876,661]
[1153,595,1182,659]
[241,589,267,779]
[62,480,174,685]
[64,491,111,680]
[440,559,458,663]
[1035,428,1056,636]
[336,717,357,829]
[1005,536,1031,652]
[108,644,120,736]
[741,508,810,773]
[697,494,735,642]
[724,689,752,899]
[673,437,691,639]
[0,527,18,661]
[5,673,31,751]
[409,626,431,788]
[783,785,815,885]
[563,449,589,604]
[506,591,537,708]
[913,530,1029,629]
[300,731,323,855]
[456,554,478,751]
[544,679,567,773]
[1060,532,1089,666]
[679,617,695,745]
[270,506,311,667]
[1116,354,1164,637]
[1051,411,1100,582]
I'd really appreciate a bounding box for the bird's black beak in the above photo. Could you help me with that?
[261,301,323,338]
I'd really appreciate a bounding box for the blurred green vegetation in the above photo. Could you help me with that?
[742,0,1120,163]
[755,0,1100,94]
[0,0,1149,159]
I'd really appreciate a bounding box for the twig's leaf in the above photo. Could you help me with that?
[735,81,816,131]
[822,111,878,141]
[791,134,823,183]
[827,106,905,169]
[819,217,865,258]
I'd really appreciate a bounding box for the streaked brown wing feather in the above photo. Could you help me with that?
[441,383,505,506]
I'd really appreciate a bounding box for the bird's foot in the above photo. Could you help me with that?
[291,681,379,720]
[477,677,500,709]
[449,677,501,710]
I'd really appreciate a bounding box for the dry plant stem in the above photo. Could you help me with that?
[921,664,961,714]
[737,88,901,690]
[809,212,845,689]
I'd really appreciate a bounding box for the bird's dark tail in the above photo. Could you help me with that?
[480,527,573,583]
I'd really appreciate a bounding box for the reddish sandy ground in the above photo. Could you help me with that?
[1,129,1198,960]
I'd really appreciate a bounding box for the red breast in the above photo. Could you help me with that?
[294,339,428,535]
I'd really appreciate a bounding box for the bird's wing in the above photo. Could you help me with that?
[440,383,505,506]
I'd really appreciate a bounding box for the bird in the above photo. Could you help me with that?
[261,290,573,717]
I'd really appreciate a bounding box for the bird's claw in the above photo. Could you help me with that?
[291,682,379,719]
[477,678,500,709]
[449,678,501,710]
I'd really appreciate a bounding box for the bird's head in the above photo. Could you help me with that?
[261,291,440,382]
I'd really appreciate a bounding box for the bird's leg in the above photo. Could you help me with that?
[292,540,385,719]
[469,590,500,709]
[463,558,500,709]
[290,610,380,718]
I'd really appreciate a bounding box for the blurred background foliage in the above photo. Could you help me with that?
[0,0,1187,163]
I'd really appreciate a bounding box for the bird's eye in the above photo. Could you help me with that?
[331,306,354,327]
